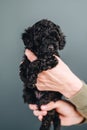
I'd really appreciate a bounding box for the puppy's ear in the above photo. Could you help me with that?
[22,32,28,46]
[56,25,66,50]
[22,27,33,48]
[59,34,66,50]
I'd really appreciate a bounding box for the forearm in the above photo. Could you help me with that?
[68,82,87,123]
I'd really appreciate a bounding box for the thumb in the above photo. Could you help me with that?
[25,49,37,62]
[41,101,57,111]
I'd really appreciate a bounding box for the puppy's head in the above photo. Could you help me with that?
[22,19,66,56]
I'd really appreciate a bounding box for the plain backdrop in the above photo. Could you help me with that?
[0,0,87,130]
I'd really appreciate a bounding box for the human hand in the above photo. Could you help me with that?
[29,100,84,126]
[25,49,82,98]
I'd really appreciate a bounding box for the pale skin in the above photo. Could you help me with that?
[29,101,84,126]
[25,49,84,126]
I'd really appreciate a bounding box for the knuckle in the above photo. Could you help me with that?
[33,111,38,116]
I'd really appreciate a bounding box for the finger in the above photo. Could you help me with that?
[33,110,47,116]
[41,101,56,110]
[36,75,50,91]
[29,104,38,110]
[41,101,64,111]
[36,82,45,91]
[25,49,37,62]
[38,115,43,121]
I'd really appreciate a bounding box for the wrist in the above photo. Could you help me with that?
[62,75,83,98]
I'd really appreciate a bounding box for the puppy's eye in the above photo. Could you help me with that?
[48,45,54,51]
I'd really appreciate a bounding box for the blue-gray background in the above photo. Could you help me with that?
[0,0,87,130]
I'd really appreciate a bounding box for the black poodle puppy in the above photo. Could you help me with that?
[19,19,66,130]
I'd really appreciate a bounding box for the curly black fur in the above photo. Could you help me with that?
[19,19,66,130]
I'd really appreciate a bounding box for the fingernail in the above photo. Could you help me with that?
[25,49,29,56]
[43,111,47,115]
[41,105,46,110]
